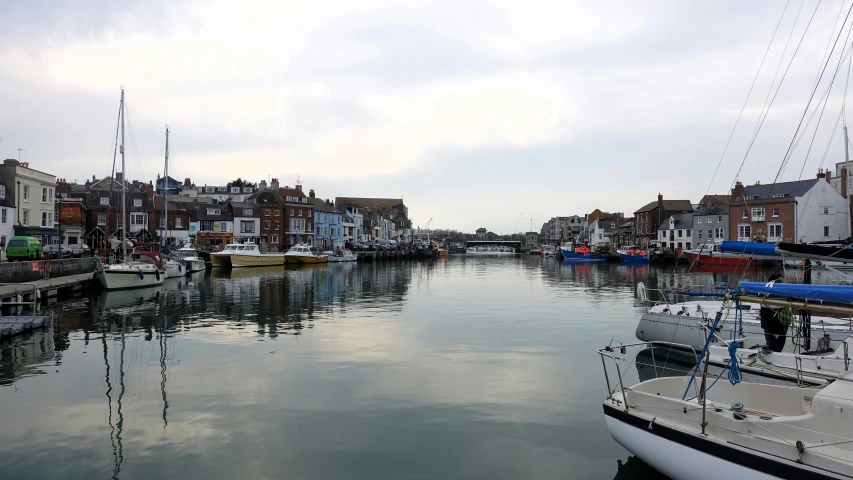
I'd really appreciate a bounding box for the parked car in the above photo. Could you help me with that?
[68,243,91,257]
[6,236,44,261]
[43,244,73,259]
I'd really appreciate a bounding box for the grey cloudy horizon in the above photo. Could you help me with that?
[0,0,850,233]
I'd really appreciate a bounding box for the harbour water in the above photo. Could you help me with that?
[0,257,776,479]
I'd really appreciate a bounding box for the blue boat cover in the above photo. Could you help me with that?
[738,281,853,305]
[720,241,779,257]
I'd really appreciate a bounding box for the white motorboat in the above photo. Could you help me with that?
[284,244,328,264]
[229,242,285,267]
[164,258,184,278]
[600,343,853,480]
[542,246,555,257]
[210,243,242,268]
[325,248,357,262]
[175,246,206,272]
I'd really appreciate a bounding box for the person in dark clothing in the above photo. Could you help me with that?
[760,273,787,352]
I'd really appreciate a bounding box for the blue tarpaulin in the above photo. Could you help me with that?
[738,281,853,305]
[720,241,779,257]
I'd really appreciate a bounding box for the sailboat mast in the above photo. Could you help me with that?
[120,89,127,261]
[846,125,851,239]
[164,126,169,247]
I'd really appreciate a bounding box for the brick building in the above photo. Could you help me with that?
[252,189,287,251]
[633,194,694,247]
[57,197,87,246]
[279,182,314,247]
[150,196,191,245]
[728,174,849,244]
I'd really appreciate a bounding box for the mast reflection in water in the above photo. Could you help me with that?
[0,258,779,479]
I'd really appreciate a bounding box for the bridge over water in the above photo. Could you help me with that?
[465,240,523,250]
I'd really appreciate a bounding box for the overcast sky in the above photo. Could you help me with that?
[1,0,851,233]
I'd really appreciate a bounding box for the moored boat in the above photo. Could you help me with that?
[560,243,606,262]
[229,243,285,267]
[284,244,329,264]
[175,246,206,272]
[326,248,357,263]
[617,247,649,264]
[210,243,242,268]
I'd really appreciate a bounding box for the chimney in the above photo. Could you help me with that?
[184,177,192,187]
[3,159,19,166]
[270,178,279,190]
[85,180,91,192]
[825,169,832,183]
[817,169,826,179]
[259,180,267,191]
[92,175,96,182]
[842,167,848,199]
[732,181,744,200]
[295,183,303,192]
[309,189,315,198]
[657,193,663,210]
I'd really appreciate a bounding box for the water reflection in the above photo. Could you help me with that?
[0,258,749,479]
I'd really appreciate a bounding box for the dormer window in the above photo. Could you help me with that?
[133,199,142,207]
[207,208,221,215]
[100,197,109,205]
[231,187,240,193]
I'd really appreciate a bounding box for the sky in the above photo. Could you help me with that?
[1,0,853,233]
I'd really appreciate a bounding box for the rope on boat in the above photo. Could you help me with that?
[728,340,743,385]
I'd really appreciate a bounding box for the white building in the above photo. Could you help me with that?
[196,184,257,203]
[231,202,260,244]
[0,159,57,246]
[657,214,693,251]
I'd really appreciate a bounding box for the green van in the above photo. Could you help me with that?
[6,236,44,261]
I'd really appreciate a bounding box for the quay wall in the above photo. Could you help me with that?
[0,258,96,283]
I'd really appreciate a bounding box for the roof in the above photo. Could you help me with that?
[279,187,307,200]
[737,179,820,200]
[699,194,732,207]
[0,182,14,208]
[188,203,232,222]
[659,213,693,230]
[229,201,258,209]
[152,196,189,212]
[249,190,284,205]
[693,206,727,216]
[335,197,405,211]
[635,199,694,214]
[309,197,338,213]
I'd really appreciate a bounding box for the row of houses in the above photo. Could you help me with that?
[0,158,414,251]
[539,168,853,250]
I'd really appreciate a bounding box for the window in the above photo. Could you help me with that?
[698,229,703,239]
[274,221,280,230]
[22,210,28,226]
[302,198,307,203]
[686,230,691,237]
[677,230,682,238]
[317,227,322,235]
[686,243,691,250]
[768,224,782,240]
[243,187,252,193]
[707,216,712,224]
[698,217,702,224]
[100,197,109,205]
[751,207,765,220]
[206,208,221,215]
[42,187,48,202]
[271,234,279,244]
[660,231,665,239]
[116,218,123,229]
[220,222,228,232]
[738,224,751,240]
[715,228,724,239]
[0,184,5,199]
[200,220,214,231]
[299,209,303,217]
[825,226,831,237]
[742,209,747,218]
[240,221,255,233]
[41,212,52,227]
[264,221,270,230]
[274,210,280,217]
[175,217,183,228]
[290,208,294,216]
[231,187,240,193]
[264,209,270,216]
[677,242,682,249]
[0,208,5,224]
[98,213,106,225]
[707,229,712,238]
[217,186,227,192]
[308,210,312,217]
[131,214,145,226]
[772,208,779,217]
[718,216,723,222]
[205,186,215,193]
[243,208,253,216]
[23,185,29,202]
[823,207,830,215]
[133,198,142,207]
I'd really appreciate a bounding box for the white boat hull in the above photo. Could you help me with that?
[185,259,206,272]
[604,414,776,480]
[230,254,285,267]
[97,267,164,291]
[166,261,185,278]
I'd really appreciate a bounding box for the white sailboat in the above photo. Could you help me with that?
[161,126,185,279]
[97,89,165,291]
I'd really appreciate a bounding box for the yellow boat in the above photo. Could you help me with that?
[284,244,329,264]
[210,243,242,268]
[229,243,285,267]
